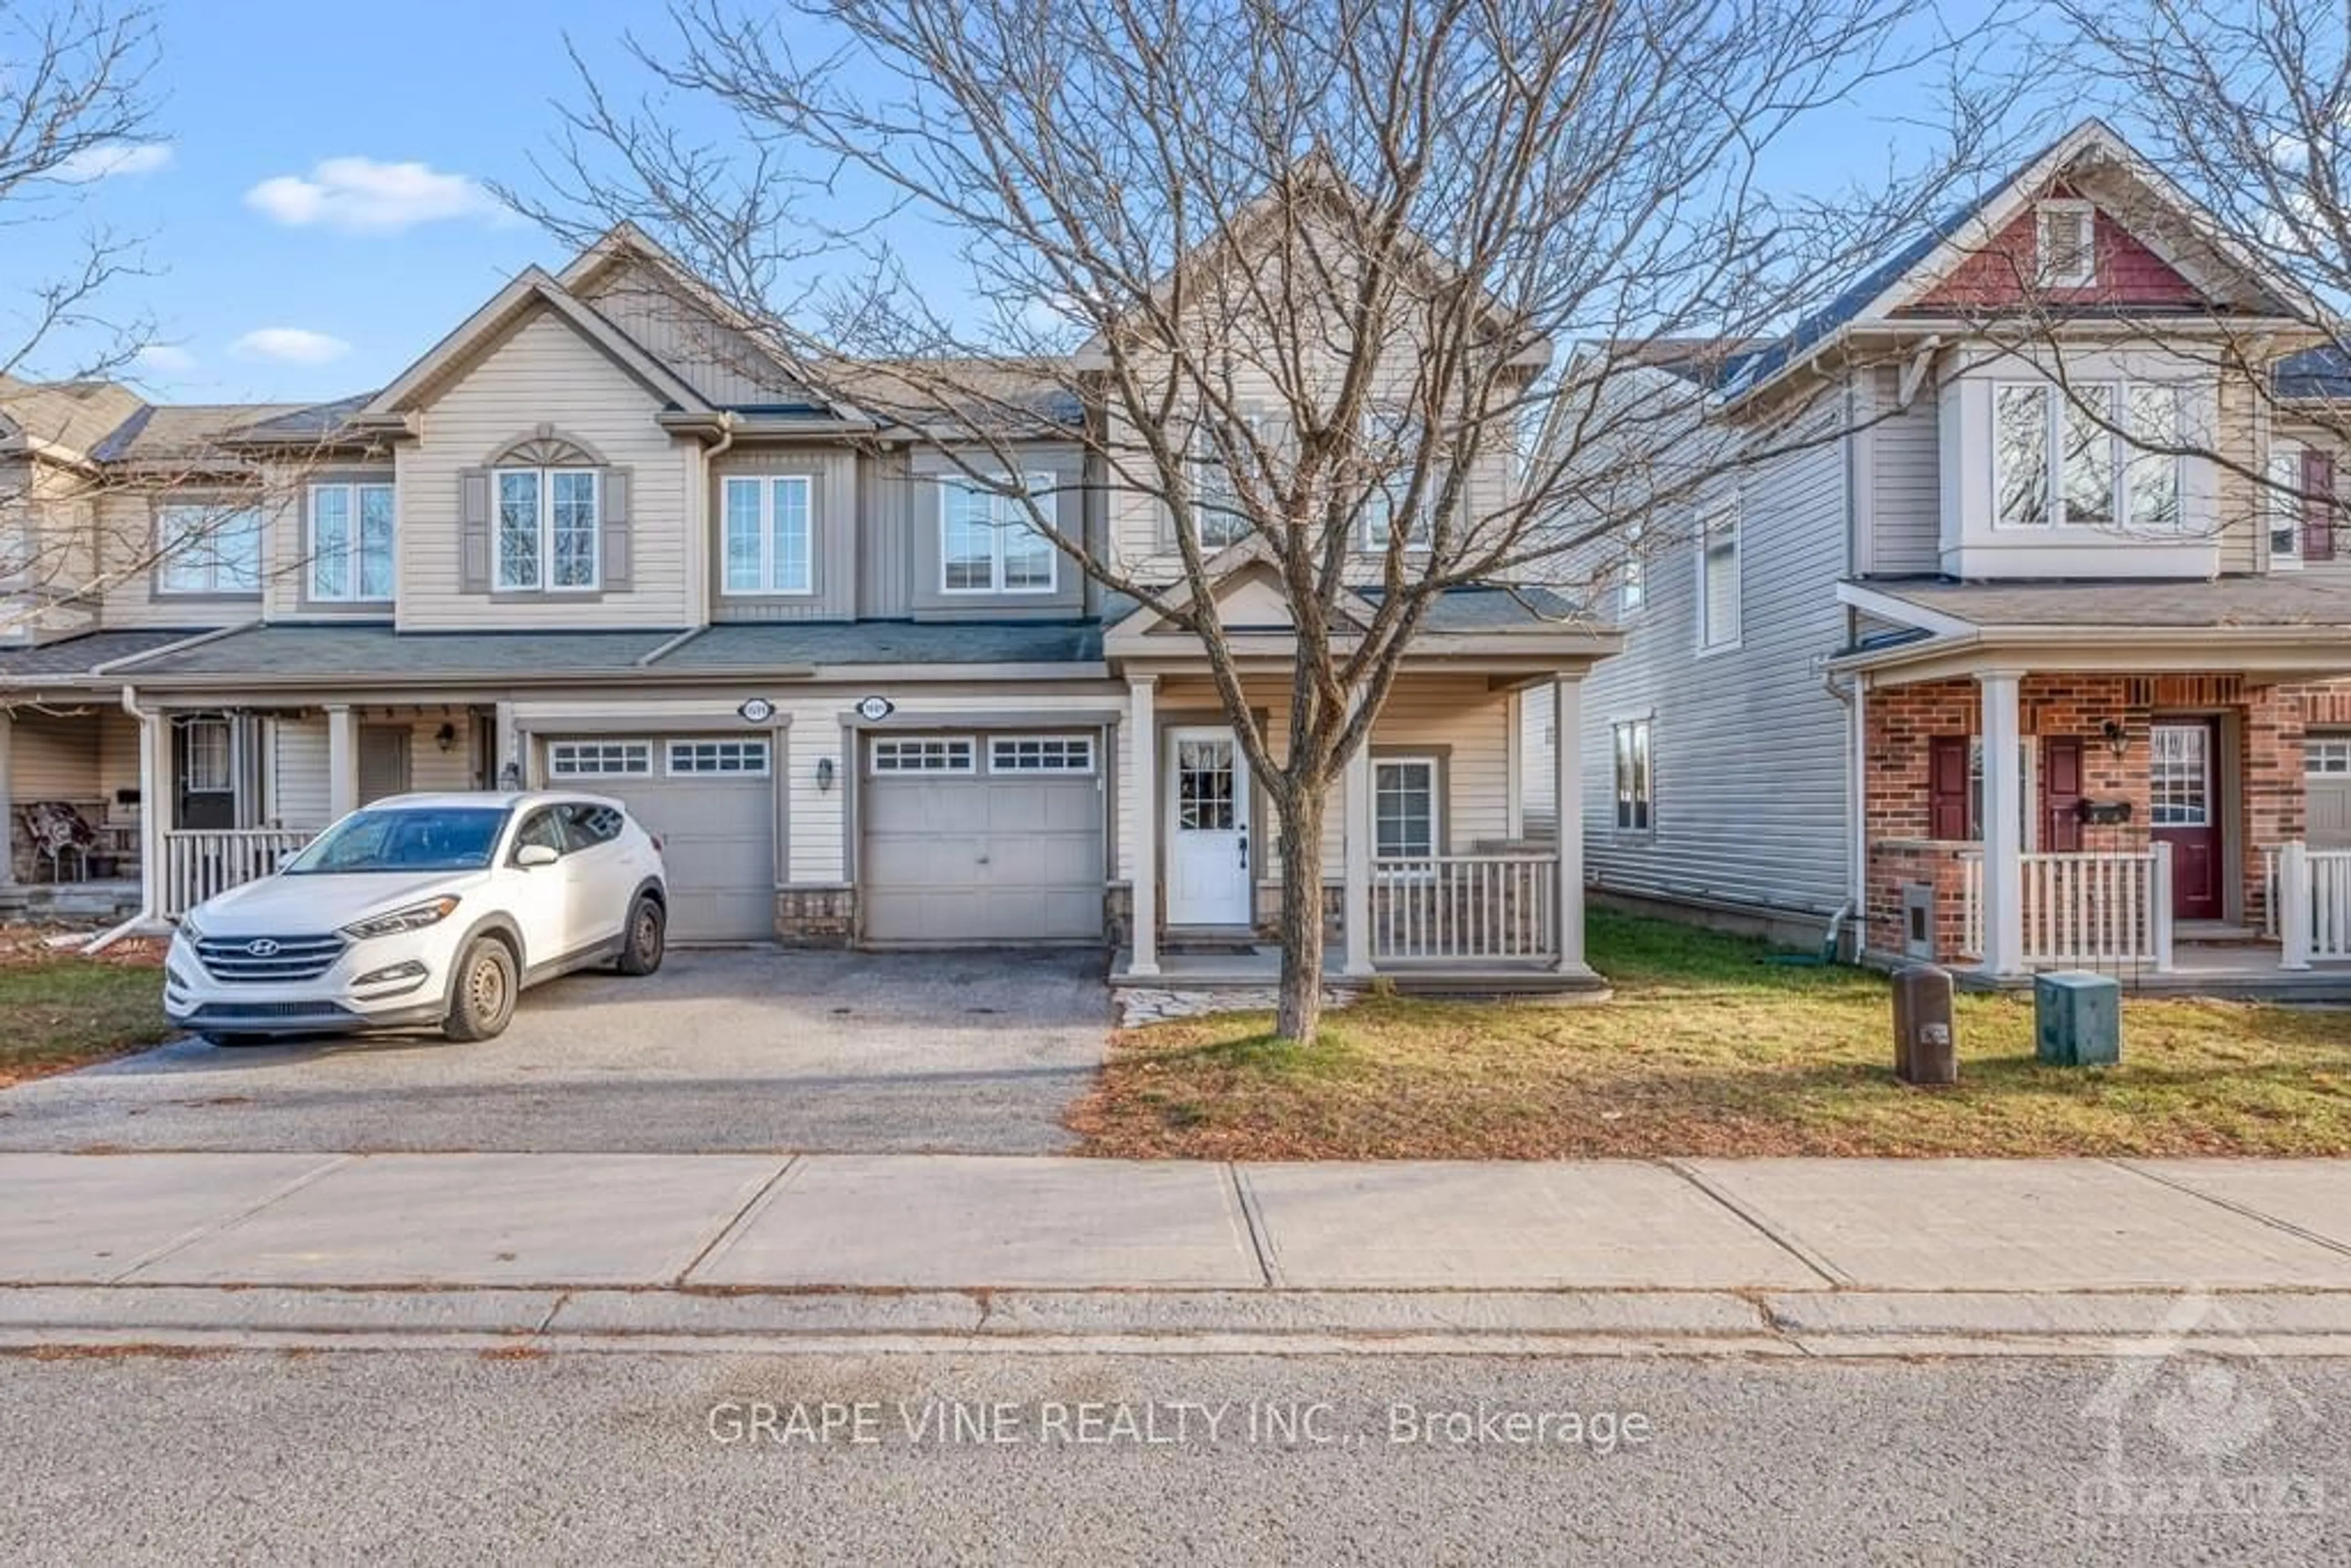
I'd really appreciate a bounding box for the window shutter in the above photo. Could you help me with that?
[458,468,490,593]
[601,467,632,590]
[2303,449,2336,563]
[1928,736,1971,841]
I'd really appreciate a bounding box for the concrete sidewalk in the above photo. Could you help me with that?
[10,1152,2351,1354]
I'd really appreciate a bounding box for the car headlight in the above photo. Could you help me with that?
[340,896,462,941]
[176,912,206,944]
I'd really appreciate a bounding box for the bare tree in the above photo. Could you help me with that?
[529,0,2011,1039]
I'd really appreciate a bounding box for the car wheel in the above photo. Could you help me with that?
[616,895,666,977]
[443,936,519,1043]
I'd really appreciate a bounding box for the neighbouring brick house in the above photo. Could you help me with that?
[1528,117,2351,987]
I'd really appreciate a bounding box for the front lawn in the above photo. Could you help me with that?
[0,934,173,1087]
[1068,912,2351,1159]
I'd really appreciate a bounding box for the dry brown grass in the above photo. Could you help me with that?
[1068,913,2351,1159]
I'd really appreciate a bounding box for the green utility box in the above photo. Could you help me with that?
[2034,971,2121,1067]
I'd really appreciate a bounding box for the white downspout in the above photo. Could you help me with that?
[83,683,163,954]
[1820,663,1862,961]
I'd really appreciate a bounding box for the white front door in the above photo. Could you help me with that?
[1165,727,1251,926]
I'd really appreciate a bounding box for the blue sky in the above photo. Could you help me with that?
[16,0,2036,410]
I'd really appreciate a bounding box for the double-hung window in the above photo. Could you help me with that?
[940,473,1056,593]
[309,481,396,601]
[1995,380,2187,531]
[1187,415,1258,550]
[1373,757,1440,863]
[1361,406,1443,553]
[1697,500,1740,649]
[722,475,814,595]
[496,467,600,591]
[157,503,263,595]
[2270,440,2306,568]
[1613,719,1652,832]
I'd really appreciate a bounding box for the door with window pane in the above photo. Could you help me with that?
[174,716,236,830]
[1165,728,1250,925]
[2150,720,2222,921]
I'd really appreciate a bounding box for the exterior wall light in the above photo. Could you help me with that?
[816,757,836,793]
[2099,719,2128,759]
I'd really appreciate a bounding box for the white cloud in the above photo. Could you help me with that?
[244,156,504,234]
[133,343,198,374]
[230,328,351,365]
[55,141,173,182]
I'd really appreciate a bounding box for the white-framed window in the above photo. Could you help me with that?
[1187,415,1258,550]
[940,473,1056,593]
[989,735,1095,774]
[1995,380,2186,531]
[2270,438,2305,569]
[1360,405,1443,553]
[2035,198,2096,289]
[156,503,263,595]
[495,467,600,592]
[179,717,233,792]
[1612,719,1652,832]
[721,475,814,595]
[1697,499,1740,650]
[1619,520,1646,615]
[2308,736,2351,776]
[1373,756,1440,861]
[2150,724,2211,828]
[871,736,977,773]
[547,739,651,778]
[666,738,771,776]
[309,482,396,602]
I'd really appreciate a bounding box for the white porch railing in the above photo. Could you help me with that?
[1960,847,2173,970]
[2272,842,2351,968]
[1370,853,1557,963]
[162,829,315,918]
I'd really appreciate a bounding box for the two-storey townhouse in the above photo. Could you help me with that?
[1526,119,2351,986]
[1,213,1617,992]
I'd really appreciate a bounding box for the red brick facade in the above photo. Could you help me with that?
[1862,672,2347,961]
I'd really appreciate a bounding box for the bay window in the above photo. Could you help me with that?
[496,467,600,592]
[722,475,814,594]
[309,481,395,601]
[1994,380,2187,531]
[157,503,263,595]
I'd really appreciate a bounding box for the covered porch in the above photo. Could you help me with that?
[1837,578,2351,991]
[1103,577,1619,991]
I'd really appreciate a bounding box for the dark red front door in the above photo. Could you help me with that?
[2150,719,2223,921]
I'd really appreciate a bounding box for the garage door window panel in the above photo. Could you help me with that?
[667,739,772,777]
[872,737,976,774]
[548,740,653,779]
[990,736,1095,775]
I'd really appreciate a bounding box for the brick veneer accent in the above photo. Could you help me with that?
[774,886,855,947]
[1862,672,2351,961]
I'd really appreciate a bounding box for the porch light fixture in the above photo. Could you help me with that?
[435,722,457,753]
[2099,719,2128,759]
[816,756,836,793]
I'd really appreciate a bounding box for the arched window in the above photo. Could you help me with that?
[459,427,631,595]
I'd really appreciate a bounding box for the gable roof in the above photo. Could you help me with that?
[1721,118,2317,405]
[357,267,715,422]
[0,375,147,462]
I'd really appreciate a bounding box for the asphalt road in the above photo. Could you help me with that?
[0,948,1110,1155]
[7,1350,2348,1563]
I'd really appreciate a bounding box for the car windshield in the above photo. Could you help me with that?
[282,806,509,874]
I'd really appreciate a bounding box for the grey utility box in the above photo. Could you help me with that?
[2036,971,2121,1067]
[1891,964,1958,1086]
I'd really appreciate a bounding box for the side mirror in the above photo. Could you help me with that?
[515,843,560,868]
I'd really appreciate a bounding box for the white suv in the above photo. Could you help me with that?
[165,792,669,1045]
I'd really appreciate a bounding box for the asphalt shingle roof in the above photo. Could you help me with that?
[122,625,688,680]
[1863,575,2351,630]
[664,620,1104,669]
[0,628,219,683]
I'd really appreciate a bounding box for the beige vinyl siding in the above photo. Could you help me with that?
[95,487,264,630]
[96,709,140,822]
[271,716,330,826]
[394,307,694,631]
[1560,404,1853,923]
[575,259,809,409]
[710,446,858,620]
[1867,365,1941,574]
[858,449,915,618]
[1,460,102,642]
[1112,673,1513,883]
[10,712,102,800]
[2216,366,2260,574]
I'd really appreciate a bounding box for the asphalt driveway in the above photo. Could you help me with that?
[0,949,1111,1155]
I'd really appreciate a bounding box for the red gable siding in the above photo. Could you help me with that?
[1904,190,2205,314]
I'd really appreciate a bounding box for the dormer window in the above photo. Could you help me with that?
[2035,200,2096,289]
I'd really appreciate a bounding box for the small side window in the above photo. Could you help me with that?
[514,809,568,859]
[558,802,625,849]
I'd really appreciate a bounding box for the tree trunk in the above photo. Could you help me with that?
[1272,784,1328,1042]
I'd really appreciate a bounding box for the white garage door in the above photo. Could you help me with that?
[2312,735,2351,850]
[545,737,776,942]
[861,732,1104,944]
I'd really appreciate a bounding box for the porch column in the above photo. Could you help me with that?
[1127,677,1160,977]
[1552,675,1586,973]
[1979,670,2025,978]
[0,711,13,887]
[326,703,358,820]
[1341,736,1374,977]
[138,700,170,915]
